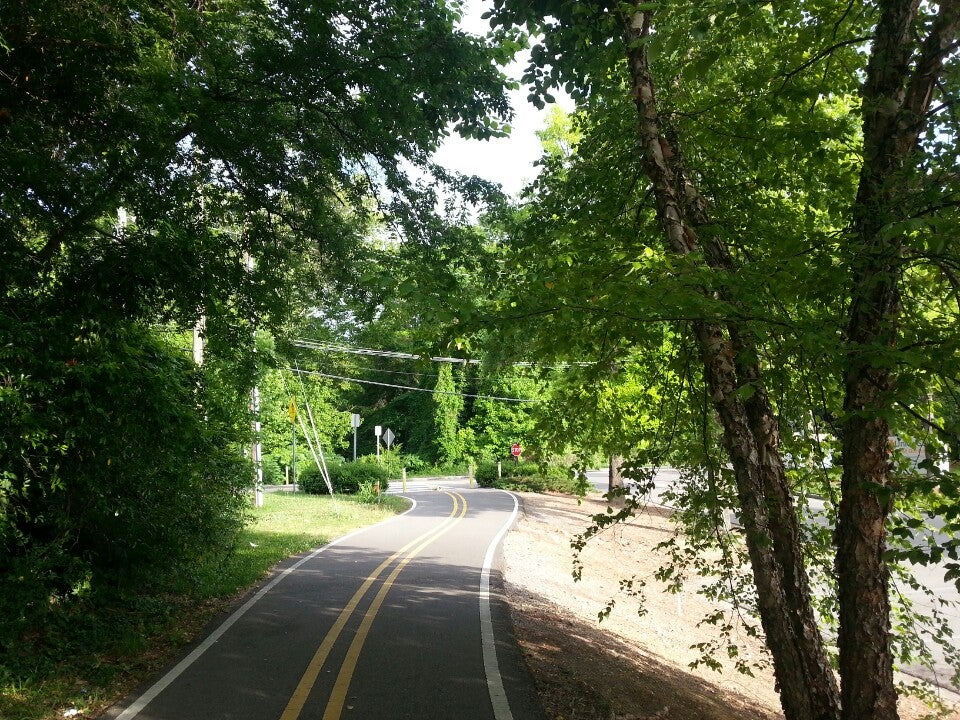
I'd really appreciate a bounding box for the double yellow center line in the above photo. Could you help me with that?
[280,491,468,720]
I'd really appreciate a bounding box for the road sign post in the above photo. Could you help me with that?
[290,399,297,490]
[374,425,382,462]
[351,413,361,461]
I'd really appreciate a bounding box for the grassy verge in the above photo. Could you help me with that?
[0,492,409,720]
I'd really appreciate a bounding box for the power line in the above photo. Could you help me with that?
[293,338,468,363]
[328,362,445,380]
[288,368,538,403]
[290,338,594,368]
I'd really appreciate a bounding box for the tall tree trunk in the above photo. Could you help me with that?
[837,2,959,718]
[608,454,624,495]
[620,7,841,720]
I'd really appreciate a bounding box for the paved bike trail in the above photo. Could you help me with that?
[104,484,545,720]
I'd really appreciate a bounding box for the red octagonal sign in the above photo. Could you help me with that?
[510,443,522,457]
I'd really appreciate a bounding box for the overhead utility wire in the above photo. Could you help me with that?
[290,338,594,368]
[288,367,538,403]
[330,362,445,380]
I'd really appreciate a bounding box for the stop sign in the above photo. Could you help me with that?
[510,443,522,457]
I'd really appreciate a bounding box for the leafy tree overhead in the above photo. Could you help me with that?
[2,0,512,333]
[485,0,960,718]
[0,0,512,636]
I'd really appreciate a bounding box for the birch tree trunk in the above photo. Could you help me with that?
[837,2,959,718]
[619,7,841,719]
[609,454,624,495]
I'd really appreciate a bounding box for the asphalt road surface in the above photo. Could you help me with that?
[105,482,544,720]
[585,467,678,507]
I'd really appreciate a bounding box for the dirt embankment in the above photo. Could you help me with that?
[500,491,958,720]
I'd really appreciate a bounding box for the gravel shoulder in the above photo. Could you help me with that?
[500,491,960,720]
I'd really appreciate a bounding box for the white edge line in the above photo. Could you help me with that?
[113,496,418,720]
[480,489,519,720]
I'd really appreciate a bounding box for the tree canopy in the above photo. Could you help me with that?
[0,0,512,637]
[474,1,960,718]
[4,1,960,718]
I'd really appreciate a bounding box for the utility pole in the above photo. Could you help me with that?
[246,251,263,508]
[251,385,264,507]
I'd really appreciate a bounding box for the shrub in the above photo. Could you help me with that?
[474,461,500,488]
[401,453,430,474]
[330,462,390,494]
[298,461,390,496]
[475,460,581,494]
[0,322,249,637]
[355,481,383,504]
[362,449,406,478]
[297,464,329,495]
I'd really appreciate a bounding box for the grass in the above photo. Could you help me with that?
[0,491,409,720]
[193,492,408,598]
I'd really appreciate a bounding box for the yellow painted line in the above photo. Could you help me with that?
[322,492,468,720]
[279,491,465,720]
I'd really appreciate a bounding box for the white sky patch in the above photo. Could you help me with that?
[432,0,573,198]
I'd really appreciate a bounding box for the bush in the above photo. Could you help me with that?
[297,464,329,495]
[297,460,390,496]
[330,462,390,494]
[362,449,406,478]
[474,461,500,488]
[354,481,383,504]
[401,453,430,474]
[475,460,582,494]
[0,322,249,644]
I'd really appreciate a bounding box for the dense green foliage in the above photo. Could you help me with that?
[0,323,249,642]
[0,0,511,667]
[474,460,582,494]
[297,457,391,496]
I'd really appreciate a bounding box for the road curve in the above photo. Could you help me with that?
[104,483,544,720]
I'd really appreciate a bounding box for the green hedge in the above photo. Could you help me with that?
[298,461,391,495]
[474,461,583,494]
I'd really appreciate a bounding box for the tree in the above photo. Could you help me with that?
[486,0,960,718]
[429,363,465,466]
[257,362,350,475]
[1,0,511,622]
[837,3,960,715]
[466,365,542,463]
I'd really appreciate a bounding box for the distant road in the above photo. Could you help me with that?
[105,481,544,720]
[585,467,677,507]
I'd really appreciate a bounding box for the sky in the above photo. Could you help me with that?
[430,1,572,197]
